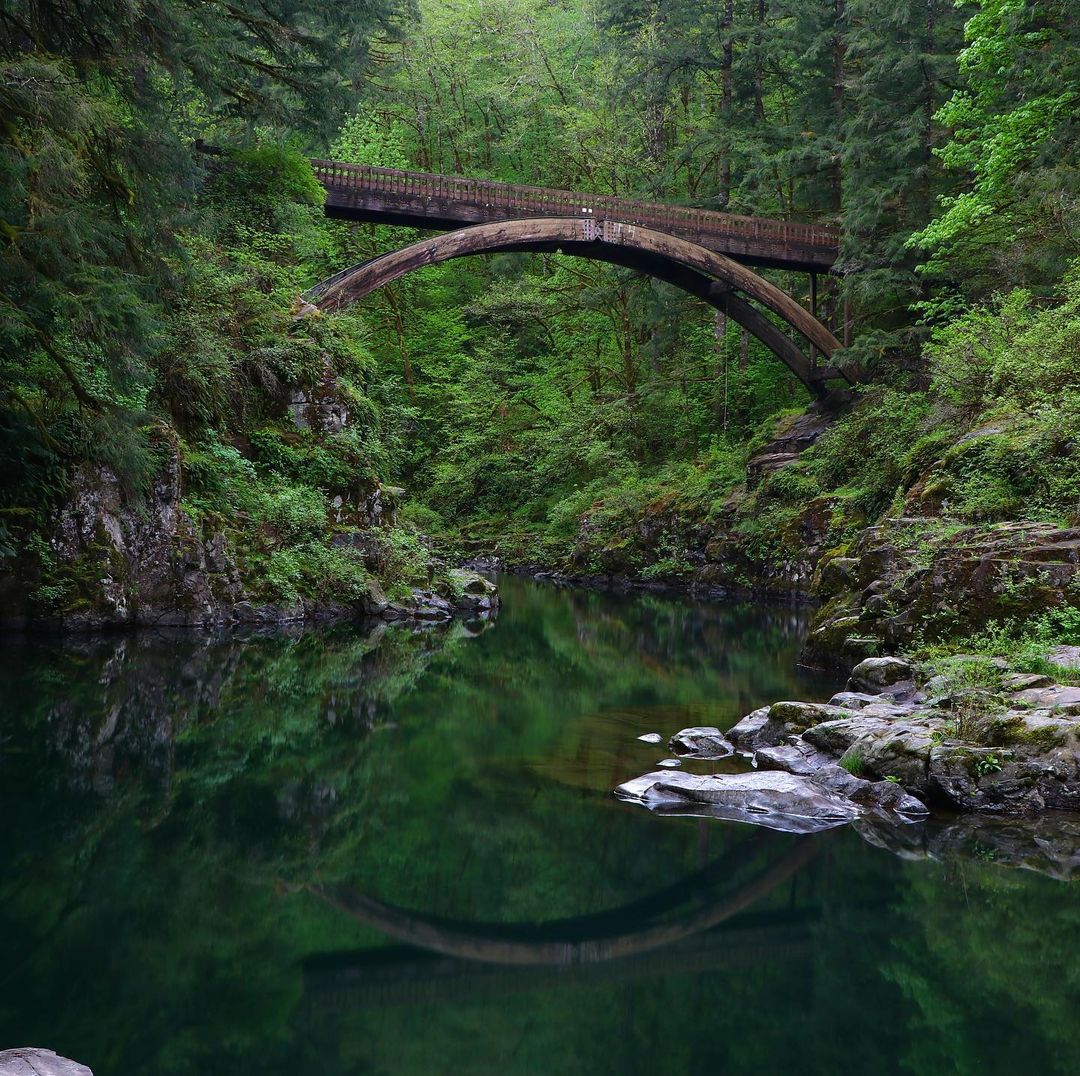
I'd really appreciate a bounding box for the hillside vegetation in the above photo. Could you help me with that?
[3,0,1080,646]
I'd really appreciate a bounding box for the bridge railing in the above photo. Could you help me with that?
[311,160,839,253]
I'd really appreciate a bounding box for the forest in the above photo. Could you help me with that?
[8,5,1080,1073]
[3,0,1080,651]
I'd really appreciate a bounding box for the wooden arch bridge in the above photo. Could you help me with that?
[307,161,855,396]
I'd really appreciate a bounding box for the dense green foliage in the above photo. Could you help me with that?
[3,0,1080,628]
[335,0,1080,570]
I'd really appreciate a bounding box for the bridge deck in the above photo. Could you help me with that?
[312,160,838,273]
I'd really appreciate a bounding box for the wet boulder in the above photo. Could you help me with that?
[0,1050,93,1076]
[669,726,733,758]
[615,770,861,833]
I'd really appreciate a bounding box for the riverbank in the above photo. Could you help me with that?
[619,652,1080,826]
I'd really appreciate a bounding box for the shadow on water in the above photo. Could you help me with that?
[2,577,1080,1074]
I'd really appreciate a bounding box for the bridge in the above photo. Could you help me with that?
[309,160,855,395]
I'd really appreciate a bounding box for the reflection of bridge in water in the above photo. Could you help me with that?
[303,832,855,1010]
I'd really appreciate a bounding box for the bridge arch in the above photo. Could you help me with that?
[309,218,852,395]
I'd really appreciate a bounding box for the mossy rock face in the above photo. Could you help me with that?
[768,700,857,732]
[814,554,859,597]
[858,727,938,794]
[928,740,1080,813]
[802,517,1080,660]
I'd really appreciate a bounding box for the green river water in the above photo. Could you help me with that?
[2,576,1079,1074]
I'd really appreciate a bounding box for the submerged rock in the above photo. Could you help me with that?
[637,732,663,744]
[0,1050,92,1076]
[669,726,733,758]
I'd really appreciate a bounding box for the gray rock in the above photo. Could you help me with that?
[729,700,872,752]
[615,769,861,832]
[1003,672,1053,691]
[0,1049,93,1076]
[725,706,777,750]
[754,740,835,776]
[637,732,663,744]
[669,726,733,758]
[928,743,1080,813]
[828,691,886,709]
[449,569,497,597]
[1012,684,1080,714]
[807,763,926,815]
[857,724,940,794]
[848,656,916,696]
[657,758,682,768]
[766,700,860,730]
[802,715,895,755]
[362,578,389,614]
[1047,645,1080,669]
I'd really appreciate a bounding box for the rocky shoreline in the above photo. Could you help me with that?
[1,566,499,634]
[617,654,1080,829]
[0,453,499,633]
[465,556,813,606]
[0,1049,91,1076]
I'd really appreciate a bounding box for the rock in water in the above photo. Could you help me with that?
[615,770,861,834]
[669,726,734,758]
[0,1049,93,1076]
[637,732,663,744]
[656,758,682,768]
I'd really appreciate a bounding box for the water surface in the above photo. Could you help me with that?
[2,577,1079,1074]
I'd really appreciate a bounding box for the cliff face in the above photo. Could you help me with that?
[4,453,242,629]
[804,520,1080,666]
[1,450,497,631]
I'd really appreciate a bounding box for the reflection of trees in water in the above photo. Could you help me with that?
[2,582,1080,1074]
[884,845,1080,1075]
[2,619,464,804]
